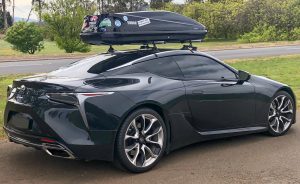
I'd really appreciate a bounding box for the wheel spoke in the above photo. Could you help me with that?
[139,114,146,132]
[280,116,291,123]
[270,119,276,126]
[277,96,286,109]
[143,118,157,134]
[281,100,290,111]
[268,111,276,120]
[281,109,293,114]
[143,144,158,158]
[146,127,163,148]
[275,118,280,132]
[131,144,140,165]
[274,98,280,108]
[125,143,139,153]
[146,127,162,140]
[140,145,147,166]
[270,103,276,110]
[132,119,139,134]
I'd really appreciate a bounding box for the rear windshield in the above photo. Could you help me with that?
[48,52,152,78]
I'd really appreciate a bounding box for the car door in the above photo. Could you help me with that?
[174,54,256,132]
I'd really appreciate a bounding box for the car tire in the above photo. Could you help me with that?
[267,91,296,136]
[115,108,167,173]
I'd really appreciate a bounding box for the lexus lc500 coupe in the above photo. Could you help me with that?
[4,49,296,173]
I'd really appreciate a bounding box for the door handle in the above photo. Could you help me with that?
[192,90,204,94]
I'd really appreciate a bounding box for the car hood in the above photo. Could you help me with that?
[252,75,287,87]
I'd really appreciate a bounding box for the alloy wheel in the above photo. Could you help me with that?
[268,95,294,134]
[124,114,164,167]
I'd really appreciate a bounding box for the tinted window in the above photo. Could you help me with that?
[136,57,183,78]
[175,55,236,80]
[48,52,153,78]
[49,55,113,78]
[87,54,143,74]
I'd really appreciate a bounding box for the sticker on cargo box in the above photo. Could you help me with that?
[127,21,137,25]
[137,18,151,27]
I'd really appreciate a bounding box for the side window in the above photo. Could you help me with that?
[135,57,183,78]
[174,55,237,80]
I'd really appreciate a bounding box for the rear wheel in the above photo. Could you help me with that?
[115,108,167,173]
[268,91,295,136]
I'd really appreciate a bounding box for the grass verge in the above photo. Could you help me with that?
[0,55,299,138]
[227,55,300,108]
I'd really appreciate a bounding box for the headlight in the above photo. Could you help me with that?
[46,92,114,105]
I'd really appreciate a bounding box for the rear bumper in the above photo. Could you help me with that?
[4,126,76,159]
[4,100,118,161]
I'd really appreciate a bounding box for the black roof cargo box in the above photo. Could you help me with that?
[80,11,207,45]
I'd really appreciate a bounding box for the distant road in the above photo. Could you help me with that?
[0,45,300,75]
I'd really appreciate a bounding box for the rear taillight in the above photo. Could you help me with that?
[46,92,114,105]
[46,93,79,105]
[79,92,114,97]
[40,137,56,143]
[7,85,16,100]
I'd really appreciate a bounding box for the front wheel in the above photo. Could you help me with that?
[115,108,167,173]
[268,91,296,136]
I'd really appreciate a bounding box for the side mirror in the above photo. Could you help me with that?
[237,70,251,84]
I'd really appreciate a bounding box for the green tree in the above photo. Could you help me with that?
[165,0,300,41]
[150,0,172,9]
[42,0,95,53]
[1,0,10,30]
[94,0,148,13]
[237,0,300,41]
[0,8,12,29]
[4,22,44,54]
[182,1,243,39]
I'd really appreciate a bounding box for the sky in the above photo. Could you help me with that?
[8,0,185,20]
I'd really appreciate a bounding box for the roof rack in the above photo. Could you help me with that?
[106,41,198,54]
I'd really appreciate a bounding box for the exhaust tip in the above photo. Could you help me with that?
[42,143,75,159]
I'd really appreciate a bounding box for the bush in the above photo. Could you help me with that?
[4,22,44,54]
[42,0,94,53]
[290,28,300,41]
[238,25,278,43]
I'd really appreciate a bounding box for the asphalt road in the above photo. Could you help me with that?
[0,45,300,75]
[0,111,299,184]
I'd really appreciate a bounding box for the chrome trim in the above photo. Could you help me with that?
[199,127,267,136]
[42,143,75,160]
